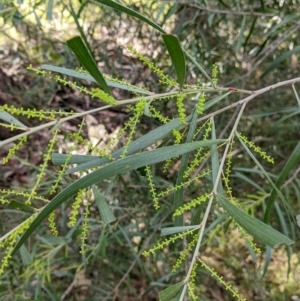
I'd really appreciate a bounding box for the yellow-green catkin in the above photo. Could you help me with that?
[0,213,37,276]
[172,233,198,272]
[163,126,185,173]
[26,129,60,205]
[50,119,86,195]
[176,92,186,124]
[0,122,19,131]
[184,121,212,178]
[212,63,219,86]
[142,229,196,257]
[163,159,174,174]
[2,136,27,164]
[173,193,210,217]
[188,262,199,301]
[199,259,246,301]
[126,46,178,87]
[91,88,117,106]
[223,139,235,200]
[76,66,151,96]
[48,211,58,236]
[69,189,84,227]
[145,165,159,210]
[0,189,48,204]
[172,129,183,144]
[162,129,184,173]
[234,221,261,254]
[149,104,171,124]
[1,103,72,120]
[80,200,90,255]
[158,169,212,199]
[121,99,146,158]
[104,74,151,95]
[237,132,274,164]
[222,140,261,254]
[197,93,206,115]
[28,65,117,106]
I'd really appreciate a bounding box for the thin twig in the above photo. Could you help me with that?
[196,76,300,125]
[282,165,300,188]
[3,76,300,148]
[183,102,247,286]
[186,3,276,17]
[0,86,251,147]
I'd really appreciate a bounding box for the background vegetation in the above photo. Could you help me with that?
[0,0,300,300]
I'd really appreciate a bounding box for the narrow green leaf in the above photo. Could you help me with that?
[0,111,27,129]
[144,102,152,117]
[160,225,199,237]
[292,84,300,108]
[159,281,184,301]
[234,171,265,192]
[50,121,62,133]
[243,17,257,50]
[65,216,83,240]
[264,142,300,223]
[36,234,71,245]
[52,153,98,165]
[92,0,166,33]
[12,139,225,255]
[260,45,300,79]
[184,51,213,84]
[20,244,31,265]
[91,225,107,264]
[218,0,231,9]
[92,0,212,83]
[8,201,35,213]
[69,0,96,63]
[210,118,224,195]
[204,92,231,111]
[162,34,185,89]
[244,238,257,263]
[297,214,300,228]
[43,286,56,301]
[41,64,152,95]
[261,246,272,277]
[269,109,300,128]
[270,110,300,130]
[67,36,112,96]
[203,212,227,235]
[254,36,270,58]
[236,16,246,52]
[92,185,116,224]
[217,194,293,247]
[251,107,297,118]
[46,0,54,20]
[190,205,204,226]
[274,202,289,238]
